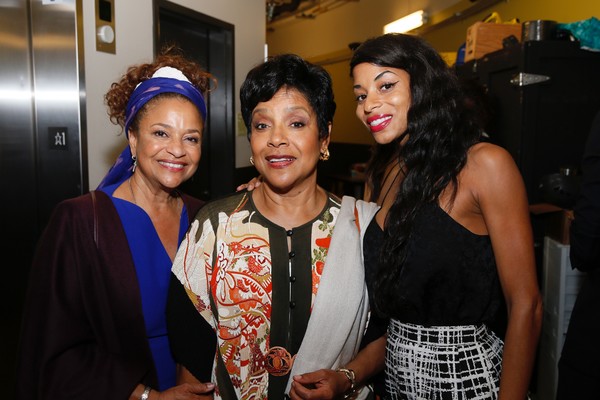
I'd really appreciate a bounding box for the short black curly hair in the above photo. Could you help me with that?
[240,53,336,140]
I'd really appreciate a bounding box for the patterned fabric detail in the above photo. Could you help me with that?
[385,320,503,400]
[311,208,337,297]
[173,193,339,399]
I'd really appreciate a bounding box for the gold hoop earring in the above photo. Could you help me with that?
[319,148,330,161]
[249,156,254,166]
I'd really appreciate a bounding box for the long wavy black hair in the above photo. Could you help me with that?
[350,33,482,317]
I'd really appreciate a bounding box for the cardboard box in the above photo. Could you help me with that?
[546,209,573,245]
[465,22,522,61]
[530,203,573,245]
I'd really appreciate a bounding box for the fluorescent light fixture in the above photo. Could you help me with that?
[384,10,428,34]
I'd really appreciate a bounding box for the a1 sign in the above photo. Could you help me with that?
[49,127,68,150]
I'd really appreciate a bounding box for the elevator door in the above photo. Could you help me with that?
[156,1,235,201]
[0,0,86,394]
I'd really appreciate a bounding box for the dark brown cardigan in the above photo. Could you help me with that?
[16,190,203,399]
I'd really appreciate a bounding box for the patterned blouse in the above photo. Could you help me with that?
[169,191,342,399]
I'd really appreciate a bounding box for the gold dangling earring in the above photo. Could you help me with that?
[249,156,254,166]
[319,148,330,161]
[131,155,137,173]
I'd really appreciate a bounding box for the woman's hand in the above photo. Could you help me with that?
[236,176,262,192]
[153,382,215,399]
[288,336,386,399]
[289,369,350,400]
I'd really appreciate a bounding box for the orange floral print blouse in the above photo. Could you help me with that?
[172,191,342,399]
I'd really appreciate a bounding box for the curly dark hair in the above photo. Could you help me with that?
[104,44,216,134]
[240,53,336,140]
[350,33,482,317]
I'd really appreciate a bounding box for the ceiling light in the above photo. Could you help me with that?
[384,10,428,33]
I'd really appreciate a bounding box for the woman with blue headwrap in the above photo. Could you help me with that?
[17,46,217,400]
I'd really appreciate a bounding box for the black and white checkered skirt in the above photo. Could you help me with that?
[384,320,504,400]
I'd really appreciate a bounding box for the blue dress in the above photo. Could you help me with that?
[100,183,189,390]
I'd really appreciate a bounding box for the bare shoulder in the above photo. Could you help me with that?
[464,142,527,207]
[466,142,516,173]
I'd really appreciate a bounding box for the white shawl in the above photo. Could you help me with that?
[285,195,380,398]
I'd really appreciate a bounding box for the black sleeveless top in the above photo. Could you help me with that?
[362,214,389,397]
[363,215,385,315]
[365,203,503,328]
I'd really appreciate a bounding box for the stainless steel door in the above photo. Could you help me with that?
[30,0,88,225]
[0,0,86,393]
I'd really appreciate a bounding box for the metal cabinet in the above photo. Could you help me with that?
[536,237,584,400]
[456,40,600,204]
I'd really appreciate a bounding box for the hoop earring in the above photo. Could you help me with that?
[132,155,137,173]
[250,156,254,166]
[319,148,330,161]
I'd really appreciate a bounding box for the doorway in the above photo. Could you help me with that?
[155,1,235,200]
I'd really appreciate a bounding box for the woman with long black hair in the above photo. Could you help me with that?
[351,33,542,400]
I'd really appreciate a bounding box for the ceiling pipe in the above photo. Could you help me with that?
[268,0,302,22]
[267,0,357,28]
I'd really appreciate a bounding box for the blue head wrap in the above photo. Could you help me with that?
[97,67,207,189]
